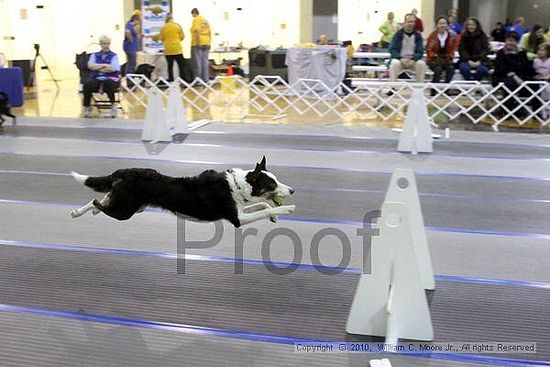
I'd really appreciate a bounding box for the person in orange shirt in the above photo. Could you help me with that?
[190,8,211,82]
[152,13,185,82]
[426,16,458,93]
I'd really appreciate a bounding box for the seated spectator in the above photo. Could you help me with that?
[448,15,462,35]
[534,44,550,119]
[388,13,427,87]
[447,8,458,18]
[378,12,398,48]
[520,24,545,60]
[411,8,423,33]
[546,26,550,44]
[504,18,513,30]
[491,22,506,42]
[83,35,121,118]
[318,34,329,45]
[458,18,490,81]
[506,17,526,38]
[426,16,458,94]
[492,31,540,117]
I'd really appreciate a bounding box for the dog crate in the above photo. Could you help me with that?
[248,48,288,82]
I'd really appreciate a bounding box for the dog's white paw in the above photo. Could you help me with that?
[70,210,80,218]
[275,205,295,215]
[92,208,100,216]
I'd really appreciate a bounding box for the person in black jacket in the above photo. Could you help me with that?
[491,22,506,43]
[492,31,540,117]
[458,18,490,81]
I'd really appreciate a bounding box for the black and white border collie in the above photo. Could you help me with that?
[70,156,295,227]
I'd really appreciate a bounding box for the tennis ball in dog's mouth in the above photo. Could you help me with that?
[273,195,286,206]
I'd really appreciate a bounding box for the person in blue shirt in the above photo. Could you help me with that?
[448,15,462,35]
[83,35,121,118]
[123,14,140,83]
[506,17,526,38]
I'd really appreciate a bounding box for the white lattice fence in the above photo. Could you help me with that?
[121,75,550,130]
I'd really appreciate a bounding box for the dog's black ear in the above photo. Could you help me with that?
[246,167,261,183]
[256,156,267,171]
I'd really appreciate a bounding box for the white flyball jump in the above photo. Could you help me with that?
[383,169,435,290]
[346,169,434,341]
[398,89,433,154]
[142,89,172,143]
[141,83,216,143]
[166,84,189,136]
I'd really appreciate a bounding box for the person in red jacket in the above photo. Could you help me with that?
[426,16,458,94]
[412,8,424,33]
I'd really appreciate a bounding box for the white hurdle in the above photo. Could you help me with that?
[166,84,188,137]
[398,89,433,154]
[346,169,434,341]
[384,169,434,290]
[142,89,171,143]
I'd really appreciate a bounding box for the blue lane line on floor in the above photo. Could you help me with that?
[0,303,548,367]
[5,136,550,162]
[1,239,549,290]
[2,151,550,182]
[2,169,550,206]
[2,197,550,240]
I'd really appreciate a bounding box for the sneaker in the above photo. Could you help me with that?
[110,105,117,118]
[83,106,92,118]
[445,89,459,96]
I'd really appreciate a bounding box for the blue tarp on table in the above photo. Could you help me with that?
[0,67,24,107]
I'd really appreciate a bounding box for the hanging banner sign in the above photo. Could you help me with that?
[142,0,171,54]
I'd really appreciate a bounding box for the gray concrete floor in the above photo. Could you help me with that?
[1,117,549,367]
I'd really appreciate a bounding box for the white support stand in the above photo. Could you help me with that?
[383,169,435,290]
[346,202,434,341]
[166,84,188,136]
[370,358,392,367]
[142,89,171,143]
[398,89,433,154]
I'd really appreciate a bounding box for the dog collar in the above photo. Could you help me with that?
[228,170,249,203]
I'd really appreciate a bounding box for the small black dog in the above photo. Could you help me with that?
[121,63,155,88]
[0,91,17,127]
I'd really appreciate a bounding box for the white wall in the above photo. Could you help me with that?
[469,0,508,34]
[172,0,302,56]
[0,0,124,78]
[0,0,442,76]
[0,0,45,60]
[337,0,423,47]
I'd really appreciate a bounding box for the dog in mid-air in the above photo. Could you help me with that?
[70,156,296,227]
[0,91,17,127]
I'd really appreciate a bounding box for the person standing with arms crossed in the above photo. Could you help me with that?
[190,8,211,82]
